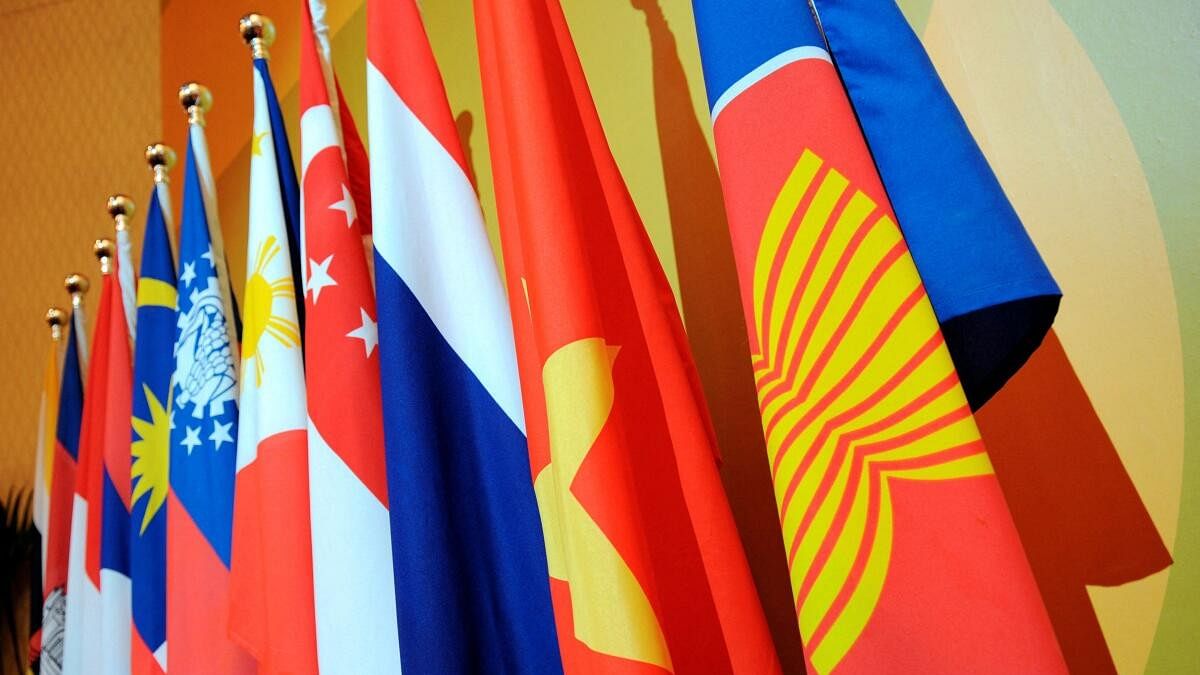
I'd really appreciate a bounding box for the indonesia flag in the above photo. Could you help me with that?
[301,2,400,671]
[63,244,133,675]
[41,308,84,675]
[227,55,316,674]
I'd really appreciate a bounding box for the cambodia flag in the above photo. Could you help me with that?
[63,250,133,675]
[130,183,176,675]
[302,1,401,671]
[41,313,84,675]
[475,0,780,672]
[691,1,1067,672]
[166,126,254,675]
[368,0,562,671]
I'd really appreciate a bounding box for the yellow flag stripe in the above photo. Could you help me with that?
[137,277,178,309]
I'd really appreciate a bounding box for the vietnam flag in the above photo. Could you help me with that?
[690,1,1067,672]
[474,0,780,672]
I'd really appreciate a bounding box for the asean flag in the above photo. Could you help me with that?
[690,2,1067,672]
[475,0,780,672]
[228,57,316,675]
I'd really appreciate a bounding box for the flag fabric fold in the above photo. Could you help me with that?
[809,0,1060,408]
[227,55,316,675]
[368,0,563,671]
[474,0,780,672]
[301,1,400,671]
[41,317,83,675]
[167,125,254,675]
[130,183,176,675]
[689,2,1066,672]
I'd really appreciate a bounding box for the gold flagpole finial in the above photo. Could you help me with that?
[107,194,135,234]
[179,82,213,127]
[145,143,177,185]
[45,307,65,341]
[64,273,89,310]
[240,14,276,60]
[93,238,115,275]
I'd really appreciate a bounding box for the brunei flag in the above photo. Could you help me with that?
[368,0,561,670]
[41,312,84,675]
[475,0,779,672]
[130,179,176,675]
[167,123,254,675]
[690,2,1067,672]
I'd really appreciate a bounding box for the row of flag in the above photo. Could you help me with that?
[28,0,1076,673]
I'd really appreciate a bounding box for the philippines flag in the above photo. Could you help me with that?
[63,247,133,675]
[40,310,83,675]
[301,2,400,671]
[227,52,316,674]
[167,124,254,675]
[130,180,177,675]
[251,52,305,329]
[367,0,561,671]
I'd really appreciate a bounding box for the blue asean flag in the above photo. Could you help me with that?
[129,184,176,673]
[810,0,1060,408]
[253,57,304,330]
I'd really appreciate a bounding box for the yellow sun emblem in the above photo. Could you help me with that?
[131,384,170,534]
[243,235,300,386]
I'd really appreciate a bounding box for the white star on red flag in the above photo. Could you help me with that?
[345,308,378,358]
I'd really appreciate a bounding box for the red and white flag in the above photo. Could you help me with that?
[227,49,317,674]
[301,1,400,671]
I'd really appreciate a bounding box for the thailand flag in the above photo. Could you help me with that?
[167,124,254,675]
[227,55,316,674]
[130,183,176,675]
[41,313,84,675]
[63,252,133,675]
[368,0,561,671]
[301,2,401,672]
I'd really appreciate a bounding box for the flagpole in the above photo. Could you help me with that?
[64,272,90,371]
[145,142,178,260]
[108,194,138,341]
[179,82,240,361]
[94,238,114,275]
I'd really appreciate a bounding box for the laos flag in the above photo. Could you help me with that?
[130,182,176,675]
[690,2,1067,673]
[167,128,254,675]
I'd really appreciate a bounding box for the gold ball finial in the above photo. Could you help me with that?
[240,13,276,60]
[107,194,135,231]
[179,82,213,126]
[145,143,177,184]
[64,273,90,298]
[94,238,115,275]
[46,307,66,340]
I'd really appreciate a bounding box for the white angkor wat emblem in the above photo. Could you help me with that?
[174,277,236,418]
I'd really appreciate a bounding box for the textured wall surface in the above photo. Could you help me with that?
[0,0,161,493]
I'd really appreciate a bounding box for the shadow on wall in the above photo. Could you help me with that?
[631,1,807,672]
[977,330,1171,675]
